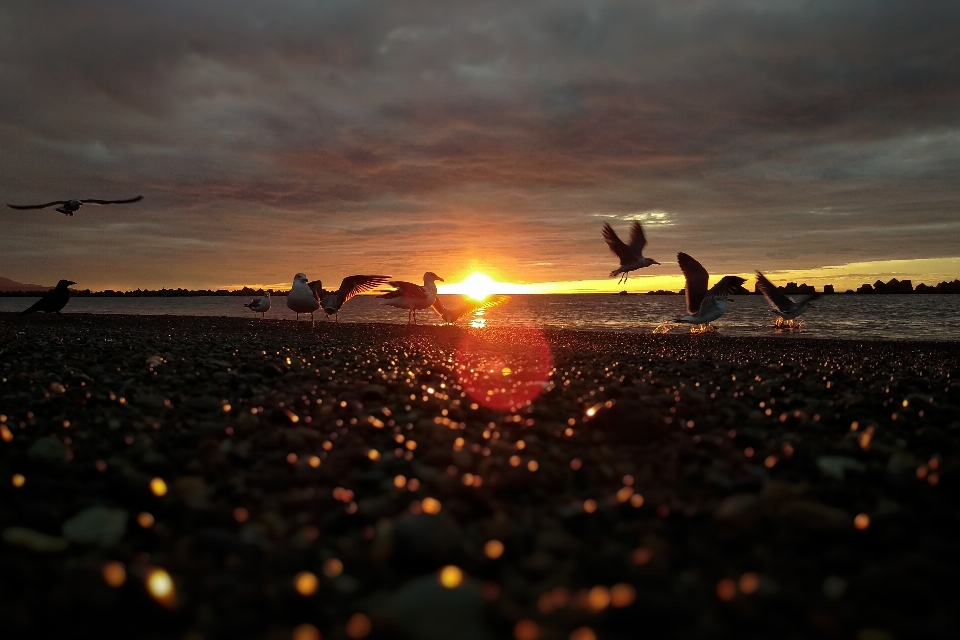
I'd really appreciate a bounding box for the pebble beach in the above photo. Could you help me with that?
[1,314,957,640]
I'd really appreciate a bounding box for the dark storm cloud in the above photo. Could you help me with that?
[1,0,959,287]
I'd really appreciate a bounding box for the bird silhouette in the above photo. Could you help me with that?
[7,196,143,216]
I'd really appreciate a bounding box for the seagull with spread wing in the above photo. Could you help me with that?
[755,272,819,323]
[674,253,746,328]
[286,273,321,325]
[378,272,444,324]
[308,275,391,322]
[602,221,660,284]
[244,292,271,319]
[432,295,507,324]
[7,196,143,216]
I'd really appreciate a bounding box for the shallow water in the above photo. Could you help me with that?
[2,294,958,341]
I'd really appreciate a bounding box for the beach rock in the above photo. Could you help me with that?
[62,506,128,547]
[4,527,69,552]
[714,493,761,529]
[817,456,865,480]
[28,436,67,463]
[389,575,486,640]
[392,514,462,568]
[174,476,210,508]
[588,398,667,444]
[780,500,851,532]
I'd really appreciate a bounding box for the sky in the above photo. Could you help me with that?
[1,0,959,292]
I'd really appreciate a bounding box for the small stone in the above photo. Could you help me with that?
[823,576,847,600]
[816,456,865,480]
[28,436,67,463]
[62,506,128,547]
[714,494,761,529]
[780,500,851,531]
[3,527,69,552]
[390,575,486,640]
[174,476,210,508]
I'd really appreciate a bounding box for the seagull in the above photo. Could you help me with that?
[674,253,745,327]
[244,291,271,319]
[378,272,444,324]
[7,196,143,216]
[602,221,660,284]
[22,280,76,315]
[286,273,320,325]
[308,275,391,322]
[432,295,507,323]
[755,272,819,324]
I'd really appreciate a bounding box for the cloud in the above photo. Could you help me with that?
[1,1,959,288]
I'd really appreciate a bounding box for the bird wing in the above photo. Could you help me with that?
[307,280,331,298]
[754,272,794,312]
[708,275,747,298]
[677,252,709,315]
[793,293,820,304]
[80,196,143,205]
[627,221,648,255]
[383,281,428,299]
[696,295,722,318]
[601,223,636,265]
[7,201,68,210]
[336,275,392,307]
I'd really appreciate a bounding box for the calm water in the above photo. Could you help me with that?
[1,294,957,341]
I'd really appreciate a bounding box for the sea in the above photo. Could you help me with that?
[1,294,958,341]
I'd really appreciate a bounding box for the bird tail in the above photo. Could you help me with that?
[21,306,38,315]
[609,268,622,278]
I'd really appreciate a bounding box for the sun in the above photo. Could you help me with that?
[458,272,498,301]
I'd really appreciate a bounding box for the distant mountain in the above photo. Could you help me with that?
[0,276,51,292]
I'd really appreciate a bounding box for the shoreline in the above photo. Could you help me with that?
[1,315,957,638]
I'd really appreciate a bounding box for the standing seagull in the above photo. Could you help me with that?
[432,295,507,324]
[286,273,320,325]
[7,196,143,216]
[602,222,660,284]
[755,272,819,325]
[674,253,745,328]
[22,280,76,315]
[378,272,444,324]
[308,275,391,322]
[244,291,271,319]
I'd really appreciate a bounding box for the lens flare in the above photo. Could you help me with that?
[455,329,552,411]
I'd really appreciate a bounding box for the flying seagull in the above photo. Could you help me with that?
[308,275,391,322]
[755,272,819,323]
[7,196,143,216]
[378,272,444,324]
[286,273,320,325]
[432,294,507,324]
[674,253,745,327]
[602,221,660,284]
[22,280,76,315]
[244,291,271,319]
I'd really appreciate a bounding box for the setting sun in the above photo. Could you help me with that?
[453,272,499,301]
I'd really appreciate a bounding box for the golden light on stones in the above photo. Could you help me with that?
[569,627,597,640]
[393,475,407,488]
[234,507,250,522]
[586,585,610,611]
[367,449,381,461]
[421,497,442,514]
[616,486,634,502]
[102,561,127,587]
[455,329,553,411]
[345,613,372,639]
[738,572,760,595]
[485,540,505,559]
[1,425,12,442]
[526,460,539,472]
[323,558,344,578]
[294,571,319,596]
[292,623,321,640]
[514,619,540,640]
[583,499,597,514]
[308,456,321,468]
[629,493,644,508]
[150,477,168,497]
[438,565,463,588]
[137,512,155,528]
[12,473,25,488]
[716,578,737,601]
[854,513,871,530]
[610,583,636,607]
[146,567,176,607]
[632,547,653,565]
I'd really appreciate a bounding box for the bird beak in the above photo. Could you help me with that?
[437,277,445,282]
[68,281,77,286]
[654,261,661,265]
